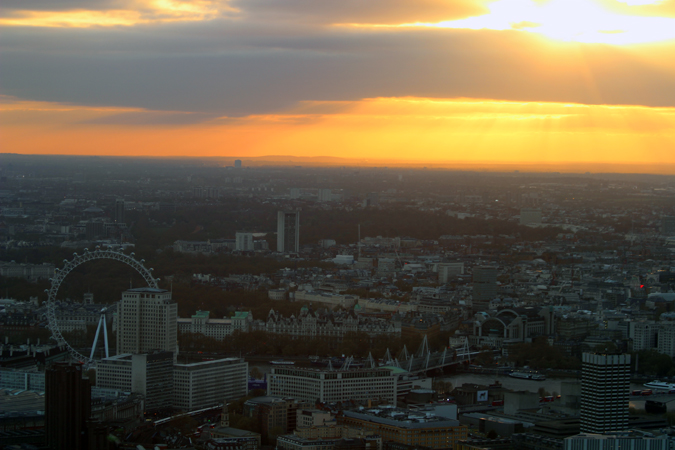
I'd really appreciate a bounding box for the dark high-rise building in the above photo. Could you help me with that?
[662,215,675,236]
[580,353,630,434]
[45,362,91,450]
[234,159,242,168]
[115,199,125,224]
[472,266,498,312]
[85,220,105,240]
[277,210,300,253]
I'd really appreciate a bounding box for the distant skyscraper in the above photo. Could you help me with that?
[45,362,91,450]
[236,231,254,251]
[116,287,177,356]
[115,199,125,224]
[234,159,242,168]
[472,266,498,311]
[580,353,630,434]
[289,188,301,199]
[277,211,300,253]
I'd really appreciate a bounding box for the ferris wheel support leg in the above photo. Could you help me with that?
[91,315,104,360]
[103,314,109,358]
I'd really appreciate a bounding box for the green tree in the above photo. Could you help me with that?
[267,426,285,446]
[633,349,675,376]
[249,367,263,380]
[432,379,453,395]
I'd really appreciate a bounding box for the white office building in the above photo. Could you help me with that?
[318,189,333,202]
[96,351,174,412]
[657,322,675,357]
[268,367,396,404]
[173,357,248,411]
[177,311,251,341]
[438,263,464,283]
[629,321,658,351]
[236,232,255,251]
[116,288,177,355]
[564,433,670,450]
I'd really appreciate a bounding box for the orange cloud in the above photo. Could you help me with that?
[2,96,675,170]
[0,0,236,27]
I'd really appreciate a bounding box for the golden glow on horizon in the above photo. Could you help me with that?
[617,0,663,5]
[343,0,675,45]
[0,0,234,27]
[3,95,675,171]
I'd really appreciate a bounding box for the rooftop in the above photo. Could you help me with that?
[342,408,460,429]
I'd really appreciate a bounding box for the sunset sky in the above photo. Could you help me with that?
[3,0,675,171]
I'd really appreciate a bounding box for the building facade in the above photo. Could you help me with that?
[96,351,174,412]
[268,367,397,404]
[178,310,252,341]
[173,357,248,411]
[564,433,670,450]
[580,353,631,434]
[438,263,464,283]
[472,267,498,312]
[45,362,91,450]
[244,396,310,439]
[116,287,177,355]
[236,232,255,251]
[277,210,300,253]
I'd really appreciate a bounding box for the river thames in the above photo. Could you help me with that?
[249,360,674,411]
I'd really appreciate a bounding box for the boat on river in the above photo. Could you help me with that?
[643,380,675,391]
[509,371,546,381]
[270,359,295,365]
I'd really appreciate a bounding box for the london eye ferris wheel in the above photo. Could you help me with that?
[44,247,160,366]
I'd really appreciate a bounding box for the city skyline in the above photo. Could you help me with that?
[3,1,675,170]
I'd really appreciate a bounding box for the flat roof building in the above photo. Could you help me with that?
[337,408,468,449]
[96,351,174,413]
[268,367,397,405]
[116,287,177,356]
[173,357,248,411]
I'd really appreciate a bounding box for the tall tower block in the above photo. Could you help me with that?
[580,353,630,434]
[277,211,300,253]
[116,287,177,355]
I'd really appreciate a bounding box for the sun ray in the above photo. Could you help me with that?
[340,0,675,45]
